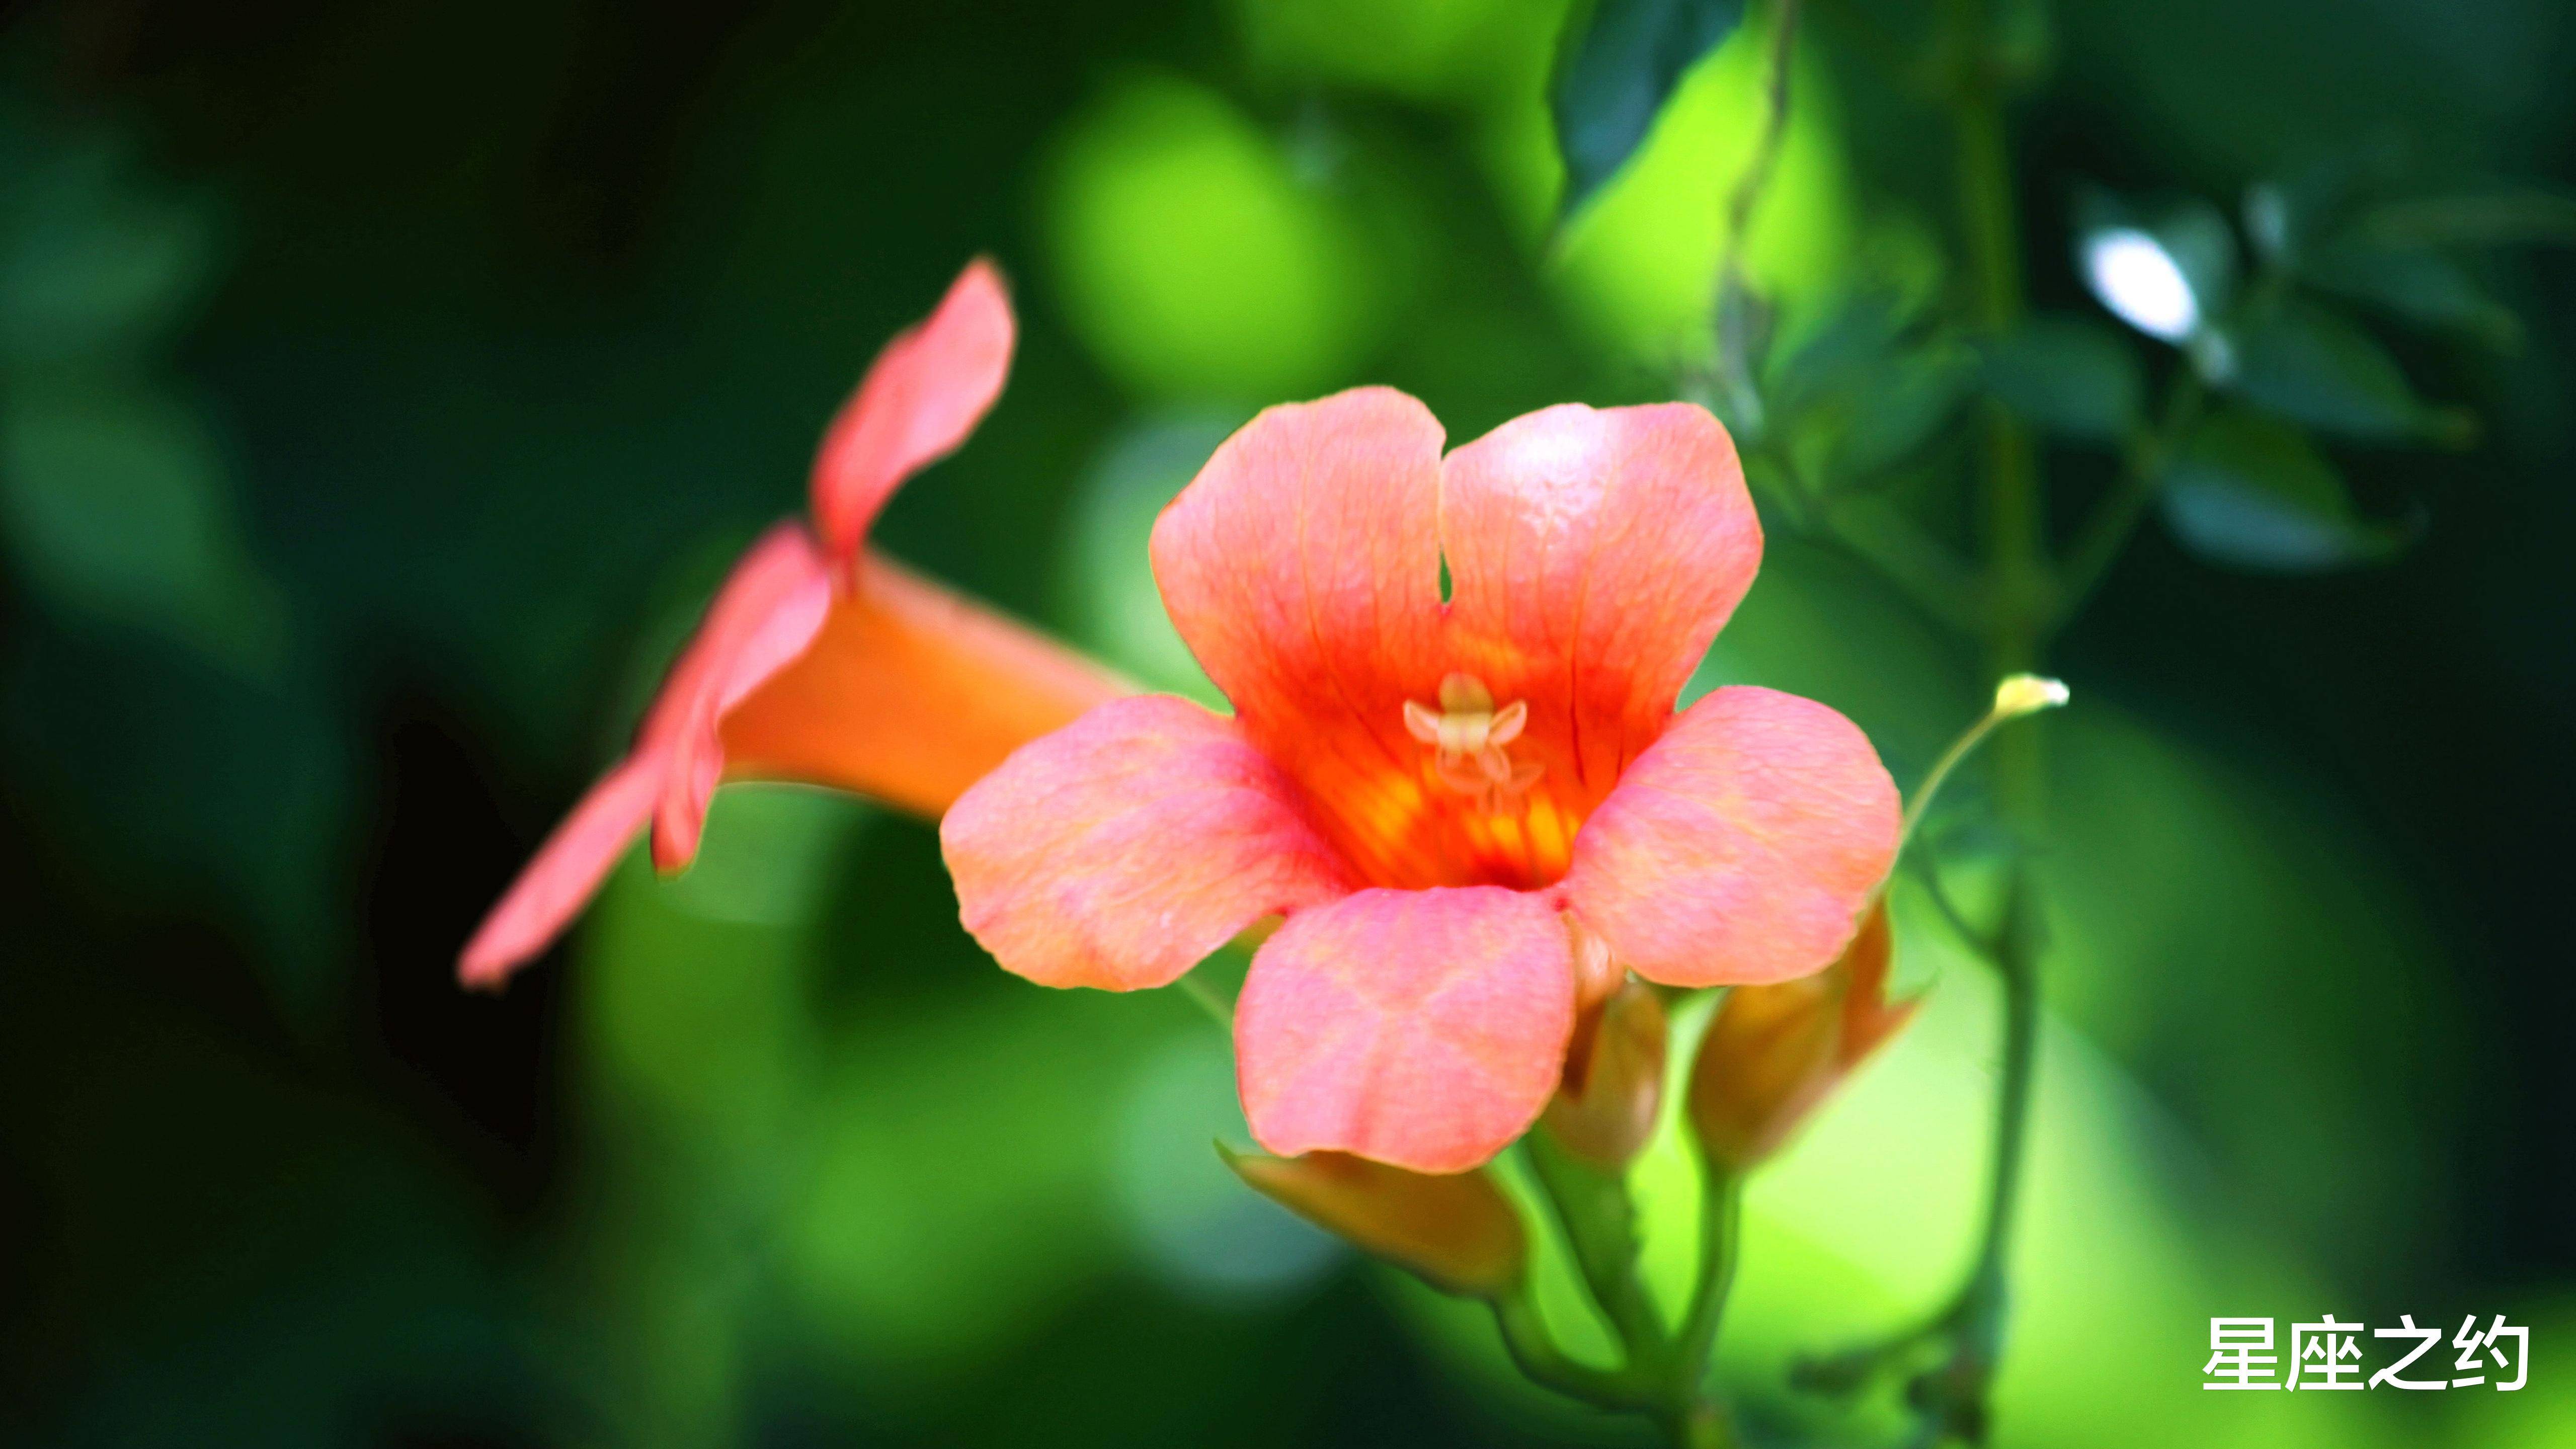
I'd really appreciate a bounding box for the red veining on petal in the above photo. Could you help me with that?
[1152,392,1759,898]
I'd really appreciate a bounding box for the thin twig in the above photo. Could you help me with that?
[1673,1163,1743,1390]
[1709,0,1806,432]
[2051,371,2205,631]
[1490,1291,1658,1411]
[1525,1134,1670,1372]
[1174,970,1234,1030]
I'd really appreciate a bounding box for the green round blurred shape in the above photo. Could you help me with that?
[1044,74,1386,401]
[1112,1030,1340,1303]
[0,382,283,671]
[1054,413,1235,703]
[1233,0,1539,103]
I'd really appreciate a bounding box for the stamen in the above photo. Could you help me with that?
[1405,673,1542,812]
[1436,673,1493,715]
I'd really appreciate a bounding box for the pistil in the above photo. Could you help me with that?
[1404,673,1542,813]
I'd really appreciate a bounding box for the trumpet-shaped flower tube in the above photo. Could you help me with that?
[1688,902,1915,1169]
[460,261,1129,987]
[944,389,1900,1172]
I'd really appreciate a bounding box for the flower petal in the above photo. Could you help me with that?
[1563,686,1899,988]
[1146,391,1762,893]
[461,523,832,985]
[648,524,836,870]
[1440,402,1758,796]
[1149,388,1452,882]
[1150,385,1445,742]
[720,552,1130,817]
[809,259,1015,557]
[941,695,1356,991]
[458,755,662,989]
[463,527,1129,986]
[1235,887,1576,1173]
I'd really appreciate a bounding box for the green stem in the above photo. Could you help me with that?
[2051,370,2205,630]
[1964,872,2039,1306]
[1674,1162,1743,1391]
[1906,850,2003,957]
[1897,699,2014,850]
[1510,1108,1748,1444]
[1490,1291,1656,1412]
[1941,1,2045,1437]
[1526,1134,1669,1371]
[1709,0,1805,433]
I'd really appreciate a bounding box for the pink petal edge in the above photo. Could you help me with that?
[460,523,835,987]
[1563,686,1900,988]
[941,694,1356,991]
[810,258,1015,558]
[458,260,1019,987]
[648,525,835,871]
[1438,401,1760,794]
[1235,886,1578,1173]
[459,755,663,989]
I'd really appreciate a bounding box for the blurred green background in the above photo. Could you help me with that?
[2,0,2572,1445]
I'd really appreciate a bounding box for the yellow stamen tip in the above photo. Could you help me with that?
[1992,674,2070,720]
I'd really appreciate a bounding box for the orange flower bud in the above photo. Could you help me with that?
[1687,902,1915,1171]
[1218,1146,1527,1298]
[1541,982,1668,1170]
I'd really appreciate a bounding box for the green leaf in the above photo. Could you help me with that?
[1833,346,1973,476]
[2300,239,2519,348]
[2239,147,2408,270]
[0,132,215,363]
[1981,315,2145,442]
[1761,293,1968,481]
[1551,0,1746,218]
[2354,189,2576,248]
[1764,292,1910,416]
[0,381,284,670]
[2223,299,2447,441]
[2160,409,2405,573]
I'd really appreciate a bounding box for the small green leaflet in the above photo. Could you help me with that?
[1552,0,1746,219]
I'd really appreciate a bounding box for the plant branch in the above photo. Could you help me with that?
[1526,1133,1670,1371]
[1895,4,2048,1441]
[2051,370,2204,631]
[1709,0,1806,432]
[1673,1162,1743,1390]
[1174,969,1234,1030]
[1490,1291,1658,1412]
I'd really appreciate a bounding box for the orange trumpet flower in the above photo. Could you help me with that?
[459,261,1128,986]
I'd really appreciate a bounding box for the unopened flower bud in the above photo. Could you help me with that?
[1991,673,2070,720]
[1219,1145,1527,1298]
[1540,982,1668,1170]
[1565,916,1623,1010]
[1688,903,1915,1171]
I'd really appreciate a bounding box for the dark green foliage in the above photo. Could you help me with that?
[2158,407,2407,571]
[1550,0,1746,217]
